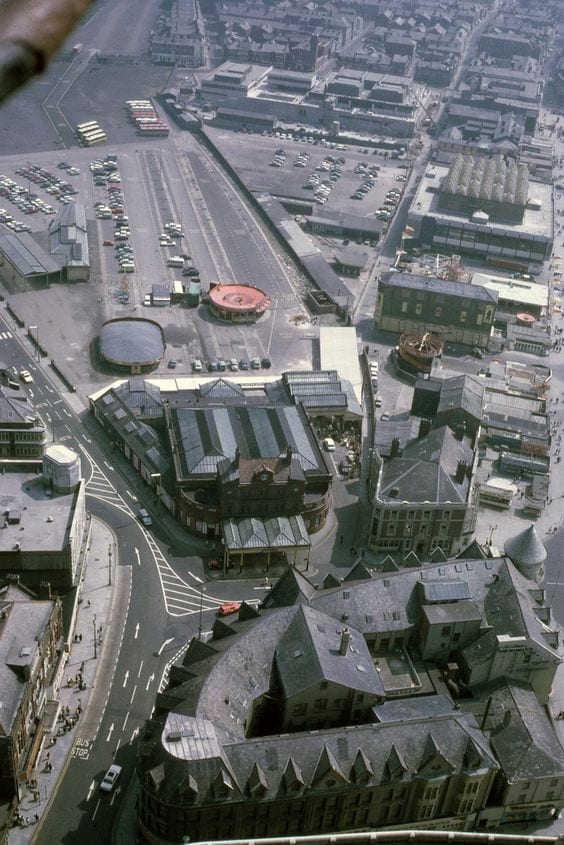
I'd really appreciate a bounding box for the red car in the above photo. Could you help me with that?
[218,602,241,617]
[208,558,220,570]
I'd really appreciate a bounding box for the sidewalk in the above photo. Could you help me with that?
[7,517,116,845]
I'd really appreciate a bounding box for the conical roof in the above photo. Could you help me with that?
[505,524,547,568]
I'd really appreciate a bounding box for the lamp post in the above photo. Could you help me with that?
[108,544,112,586]
[93,613,97,659]
[198,585,206,641]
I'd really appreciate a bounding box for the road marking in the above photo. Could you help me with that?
[103,461,114,471]
[110,785,121,806]
[137,659,144,677]
[87,781,96,801]
[192,573,202,583]
[106,722,114,742]
[126,489,136,499]
[146,672,155,691]
[157,637,173,655]
[134,622,140,639]
[63,408,72,417]
[129,726,139,746]
[134,547,141,566]
[130,684,137,704]
[81,433,92,443]
[54,399,63,405]
[122,712,129,732]
[123,669,129,687]
[92,799,101,822]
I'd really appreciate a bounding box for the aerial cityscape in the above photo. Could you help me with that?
[1,0,564,843]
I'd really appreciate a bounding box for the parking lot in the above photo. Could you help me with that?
[208,128,411,225]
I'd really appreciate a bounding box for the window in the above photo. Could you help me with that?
[314,699,327,712]
[453,632,460,643]
[415,303,422,315]
[293,703,307,715]
[434,307,442,318]
[441,625,451,637]
[460,310,467,323]
[401,301,408,312]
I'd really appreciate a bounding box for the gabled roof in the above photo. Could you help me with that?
[275,605,384,699]
[379,426,473,505]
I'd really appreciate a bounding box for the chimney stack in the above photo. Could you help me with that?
[234,446,240,468]
[286,445,293,464]
[455,460,467,484]
[339,628,351,656]
[390,437,400,458]
[418,418,431,439]
[455,422,466,441]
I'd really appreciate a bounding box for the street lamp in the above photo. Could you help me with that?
[108,544,112,586]
[198,585,206,641]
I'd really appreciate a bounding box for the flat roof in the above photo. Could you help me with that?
[411,164,553,238]
[471,272,548,309]
[319,327,362,405]
[0,473,79,553]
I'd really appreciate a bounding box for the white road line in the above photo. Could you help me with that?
[86,781,96,801]
[123,669,129,687]
[157,637,174,655]
[91,799,101,822]
[122,712,129,732]
[135,548,141,566]
[145,672,155,691]
[137,659,144,677]
[130,684,137,704]
[103,461,114,471]
[106,722,114,742]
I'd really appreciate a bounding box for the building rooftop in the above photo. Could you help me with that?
[0,473,81,553]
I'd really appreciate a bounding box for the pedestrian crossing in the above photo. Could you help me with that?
[0,331,12,341]
[81,445,221,617]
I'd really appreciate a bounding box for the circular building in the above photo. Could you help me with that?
[207,283,271,323]
[98,318,165,373]
[505,524,547,582]
[399,331,444,374]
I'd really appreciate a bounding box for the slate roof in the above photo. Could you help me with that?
[505,524,547,568]
[378,426,473,504]
[275,605,384,699]
[0,587,54,735]
[436,374,484,420]
[0,388,44,428]
[488,684,564,781]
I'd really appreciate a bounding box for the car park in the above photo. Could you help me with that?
[100,764,122,793]
[137,508,152,527]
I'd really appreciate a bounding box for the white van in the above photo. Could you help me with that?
[167,256,184,268]
[323,437,336,452]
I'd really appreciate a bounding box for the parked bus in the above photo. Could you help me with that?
[478,483,513,510]
[82,131,107,147]
[76,121,99,133]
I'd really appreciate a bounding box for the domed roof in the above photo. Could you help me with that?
[504,524,547,569]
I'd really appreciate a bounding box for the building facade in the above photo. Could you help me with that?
[375,272,497,349]
[0,584,63,801]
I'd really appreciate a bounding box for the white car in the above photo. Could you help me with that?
[100,764,122,792]
[19,370,33,384]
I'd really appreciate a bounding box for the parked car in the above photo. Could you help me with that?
[323,437,336,451]
[19,370,33,383]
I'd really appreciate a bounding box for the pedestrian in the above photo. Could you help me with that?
[34,813,39,823]
[339,535,344,545]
